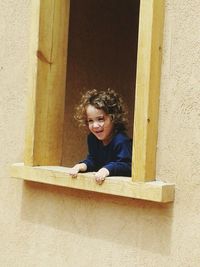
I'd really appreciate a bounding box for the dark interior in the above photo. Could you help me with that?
[62,0,140,166]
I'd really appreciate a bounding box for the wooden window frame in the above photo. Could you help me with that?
[11,0,175,202]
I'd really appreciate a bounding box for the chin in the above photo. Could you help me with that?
[96,136,104,141]
[96,135,104,141]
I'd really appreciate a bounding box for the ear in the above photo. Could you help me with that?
[110,114,114,121]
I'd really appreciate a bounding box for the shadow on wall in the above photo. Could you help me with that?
[21,181,174,255]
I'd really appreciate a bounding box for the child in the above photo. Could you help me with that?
[68,88,132,184]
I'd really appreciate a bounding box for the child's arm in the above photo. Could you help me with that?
[79,134,98,172]
[103,139,132,177]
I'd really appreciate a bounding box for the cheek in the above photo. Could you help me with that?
[105,122,113,132]
[88,124,93,132]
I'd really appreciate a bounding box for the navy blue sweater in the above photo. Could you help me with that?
[81,132,132,177]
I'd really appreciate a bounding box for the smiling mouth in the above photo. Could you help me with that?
[94,130,104,135]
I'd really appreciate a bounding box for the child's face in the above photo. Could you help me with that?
[86,105,114,145]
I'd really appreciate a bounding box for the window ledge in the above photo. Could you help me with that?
[11,163,175,203]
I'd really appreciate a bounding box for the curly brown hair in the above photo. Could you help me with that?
[74,88,128,132]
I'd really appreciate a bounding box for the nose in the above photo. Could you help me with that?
[92,121,100,128]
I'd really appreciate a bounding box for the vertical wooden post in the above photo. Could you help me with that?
[132,0,165,182]
[24,0,70,166]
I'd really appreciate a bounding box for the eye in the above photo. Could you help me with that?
[98,117,104,122]
[87,119,93,124]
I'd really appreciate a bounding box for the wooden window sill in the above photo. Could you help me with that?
[11,163,175,203]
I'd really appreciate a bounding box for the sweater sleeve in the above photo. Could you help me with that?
[103,139,132,177]
[80,135,97,172]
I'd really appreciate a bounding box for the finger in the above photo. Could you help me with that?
[69,172,78,178]
[95,177,105,185]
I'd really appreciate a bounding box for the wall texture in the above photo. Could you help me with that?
[0,0,200,266]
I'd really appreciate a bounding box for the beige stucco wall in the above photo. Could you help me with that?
[0,1,200,266]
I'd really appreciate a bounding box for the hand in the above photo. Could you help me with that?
[94,168,109,185]
[67,166,79,178]
[67,163,87,178]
